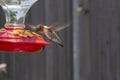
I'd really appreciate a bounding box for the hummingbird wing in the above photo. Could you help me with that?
[50,31,64,47]
[44,29,63,47]
[50,22,71,32]
[27,24,37,31]
[27,24,42,32]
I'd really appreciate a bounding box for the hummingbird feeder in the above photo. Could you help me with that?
[0,0,50,54]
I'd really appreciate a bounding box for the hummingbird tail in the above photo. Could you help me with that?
[57,43,64,47]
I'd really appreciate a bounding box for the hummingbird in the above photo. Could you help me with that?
[0,63,8,80]
[27,23,70,47]
[0,63,7,75]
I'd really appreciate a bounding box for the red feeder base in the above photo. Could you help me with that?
[0,27,50,54]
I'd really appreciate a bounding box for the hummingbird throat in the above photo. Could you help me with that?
[40,26,44,31]
[36,25,44,32]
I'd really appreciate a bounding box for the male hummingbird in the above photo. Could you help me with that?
[27,23,70,47]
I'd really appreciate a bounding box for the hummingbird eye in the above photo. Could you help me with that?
[39,26,44,31]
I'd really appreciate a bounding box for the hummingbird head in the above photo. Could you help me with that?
[40,26,44,31]
[36,25,44,32]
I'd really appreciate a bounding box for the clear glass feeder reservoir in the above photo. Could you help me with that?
[0,0,50,53]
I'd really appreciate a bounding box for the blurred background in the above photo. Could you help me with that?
[1,0,119,80]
